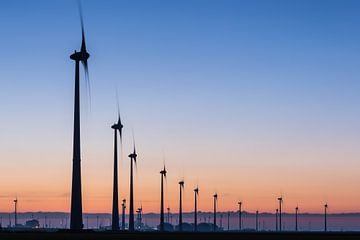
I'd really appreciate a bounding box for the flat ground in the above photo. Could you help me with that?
[1,231,360,240]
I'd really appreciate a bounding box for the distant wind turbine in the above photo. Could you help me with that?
[111,114,123,231]
[295,206,299,232]
[194,187,199,232]
[213,193,218,232]
[324,203,328,232]
[178,180,184,231]
[13,198,18,226]
[69,4,90,230]
[277,197,283,232]
[159,166,167,231]
[256,210,259,231]
[275,208,278,231]
[128,144,138,231]
[238,201,242,231]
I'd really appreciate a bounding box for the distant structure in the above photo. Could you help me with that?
[194,187,199,232]
[277,197,283,231]
[227,211,230,231]
[128,145,138,231]
[159,166,167,231]
[121,199,126,230]
[295,206,299,231]
[69,8,90,230]
[324,203,328,232]
[167,207,171,223]
[275,208,278,231]
[13,198,18,226]
[111,115,123,231]
[178,180,184,231]
[255,210,259,231]
[213,193,218,232]
[238,201,242,231]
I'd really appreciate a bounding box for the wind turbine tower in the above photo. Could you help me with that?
[69,9,90,230]
[238,201,242,231]
[277,197,283,232]
[13,198,18,226]
[324,203,328,232]
[213,193,218,232]
[194,187,199,232]
[295,206,299,231]
[178,180,184,231]
[128,145,138,231]
[159,166,167,231]
[111,115,123,231]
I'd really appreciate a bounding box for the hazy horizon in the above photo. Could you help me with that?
[0,0,360,215]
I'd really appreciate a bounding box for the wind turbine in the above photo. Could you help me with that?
[128,144,138,231]
[255,210,259,231]
[178,180,184,231]
[69,5,90,230]
[159,166,167,231]
[213,193,218,232]
[13,198,18,226]
[194,187,199,232]
[121,199,126,230]
[295,206,299,232]
[111,115,123,231]
[277,197,283,232]
[275,208,278,231]
[238,201,242,231]
[324,203,328,232]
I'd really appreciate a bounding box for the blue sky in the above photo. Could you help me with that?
[0,0,359,212]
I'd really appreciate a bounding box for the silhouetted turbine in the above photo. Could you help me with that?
[238,201,242,231]
[295,206,299,231]
[159,166,167,231]
[213,193,218,232]
[69,5,90,230]
[111,115,123,231]
[194,187,199,232]
[324,203,328,232]
[128,145,137,231]
[256,210,259,231]
[277,197,283,232]
[275,208,278,231]
[178,180,184,231]
[13,198,18,226]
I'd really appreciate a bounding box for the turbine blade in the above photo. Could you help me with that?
[78,1,87,53]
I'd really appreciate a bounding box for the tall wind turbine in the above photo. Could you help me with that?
[159,166,167,231]
[178,180,184,231]
[121,199,126,230]
[69,6,90,230]
[111,115,123,231]
[213,193,218,232]
[128,145,138,231]
[324,203,328,232]
[277,197,283,232]
[238,201,242,231]
[194,187,199,232]
[295,206,299,232]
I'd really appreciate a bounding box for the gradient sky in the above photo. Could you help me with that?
[0,0,360,214]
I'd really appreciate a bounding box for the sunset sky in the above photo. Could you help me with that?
[0,0,360,214]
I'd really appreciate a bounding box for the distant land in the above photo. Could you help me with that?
[1,212,360,231]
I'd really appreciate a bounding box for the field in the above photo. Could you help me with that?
[1,231,360,240]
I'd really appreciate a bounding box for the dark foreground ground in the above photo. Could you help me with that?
[1,231,360,240]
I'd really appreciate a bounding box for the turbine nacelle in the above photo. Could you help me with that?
[70,50,90,62]
[179,180,184,188]
[194,187,199,195]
